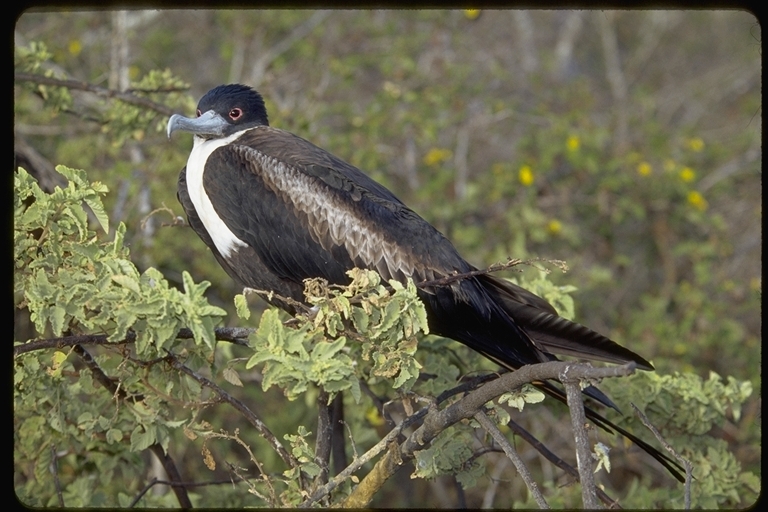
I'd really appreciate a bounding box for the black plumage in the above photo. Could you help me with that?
[168,84,683,481]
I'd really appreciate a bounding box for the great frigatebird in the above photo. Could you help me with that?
[167,84,683,481]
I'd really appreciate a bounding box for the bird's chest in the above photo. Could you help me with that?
[186,134,248,258]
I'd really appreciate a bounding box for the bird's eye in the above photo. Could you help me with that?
[229,108,243,120]
[196,109,202,117]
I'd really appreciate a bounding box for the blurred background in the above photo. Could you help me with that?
[14,9,760,507]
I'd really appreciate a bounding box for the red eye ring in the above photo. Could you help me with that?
[229,108,243,120]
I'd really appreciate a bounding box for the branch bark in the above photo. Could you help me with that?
[314,389,333,488]
[340,362,636,508]
[14,72,181,117]
[72,344,193,508]
[562,370,600,509]
[474,410,549,509]
[13,326,253,357]
[631,403,694,509]
[164,351,300,473]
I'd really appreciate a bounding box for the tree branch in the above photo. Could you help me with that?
[163,351,300,474]
[474,410,549,509]
[505,419,619,507]
[416,257,567,290]
[314,389,333,489]
[13,326,253,357]
[14,72,181,116]
[631,403,694,509]
[561,368,600,509]
[72,344,193,508]
[341,362,636,508]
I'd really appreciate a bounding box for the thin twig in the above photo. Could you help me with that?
[244,287,313,314]
[204,429,277,504]
[50,444,64,507]
[475,410,549,509]
[128,477,248,507]
[631,403,694,509]
[14,72,180,116]
[72,344,192,508]
[14,326,253,357]
[505,419,620,508]
[164,351,299,473]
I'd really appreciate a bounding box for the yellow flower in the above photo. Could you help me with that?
[518,165,534,186]
[687,190,708,211]
[464,9,481,20]
[637,162,652,176]
[566,135,580,151]
[686,137,705,152]
[547,219,562,235]
[68,39,82,56]
[382,80,401,99]
[423,148,452,166]
[679,167,696,183]
[365,406,384,427]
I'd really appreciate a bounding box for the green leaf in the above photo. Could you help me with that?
[111,274,141,295]
[234,293,250,320]
[223,367,243,387]
[106,428,124,444]
[130,426,156,452]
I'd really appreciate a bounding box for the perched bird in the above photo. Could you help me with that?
[168,84,682,480]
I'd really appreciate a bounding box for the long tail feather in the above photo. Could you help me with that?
[535,380,685,482]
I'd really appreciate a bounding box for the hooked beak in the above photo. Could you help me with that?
[167,110,228,139]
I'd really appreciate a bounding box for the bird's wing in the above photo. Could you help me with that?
[201,126,472,288]
[478,274,654,370]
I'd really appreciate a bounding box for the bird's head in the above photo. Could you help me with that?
[167,84,269,140]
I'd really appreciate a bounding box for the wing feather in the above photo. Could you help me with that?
[201,126,472,288]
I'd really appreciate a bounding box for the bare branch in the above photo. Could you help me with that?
[475,411,549,509]
[314,389,333,489]
[164,351,300,473]
[341,361,636,508]
[249,11,331,86]
[505,419,620,507]
[561,368,601,509]
[597,11,629,154]
[128,477,250,508]
[72,344,193,508]
[631,403,694,509]
[416,259,524,289]
[13,326,253,357]
[14,72,181,117]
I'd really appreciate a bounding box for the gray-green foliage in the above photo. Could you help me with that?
[14,164,760,508]
[601,371,759,508]
[14,165,226,353]
[245,268,428,401]
[412,424,485,489]
[14,166,227,507]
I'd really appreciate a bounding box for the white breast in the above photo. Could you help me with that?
[185,131,249,258]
